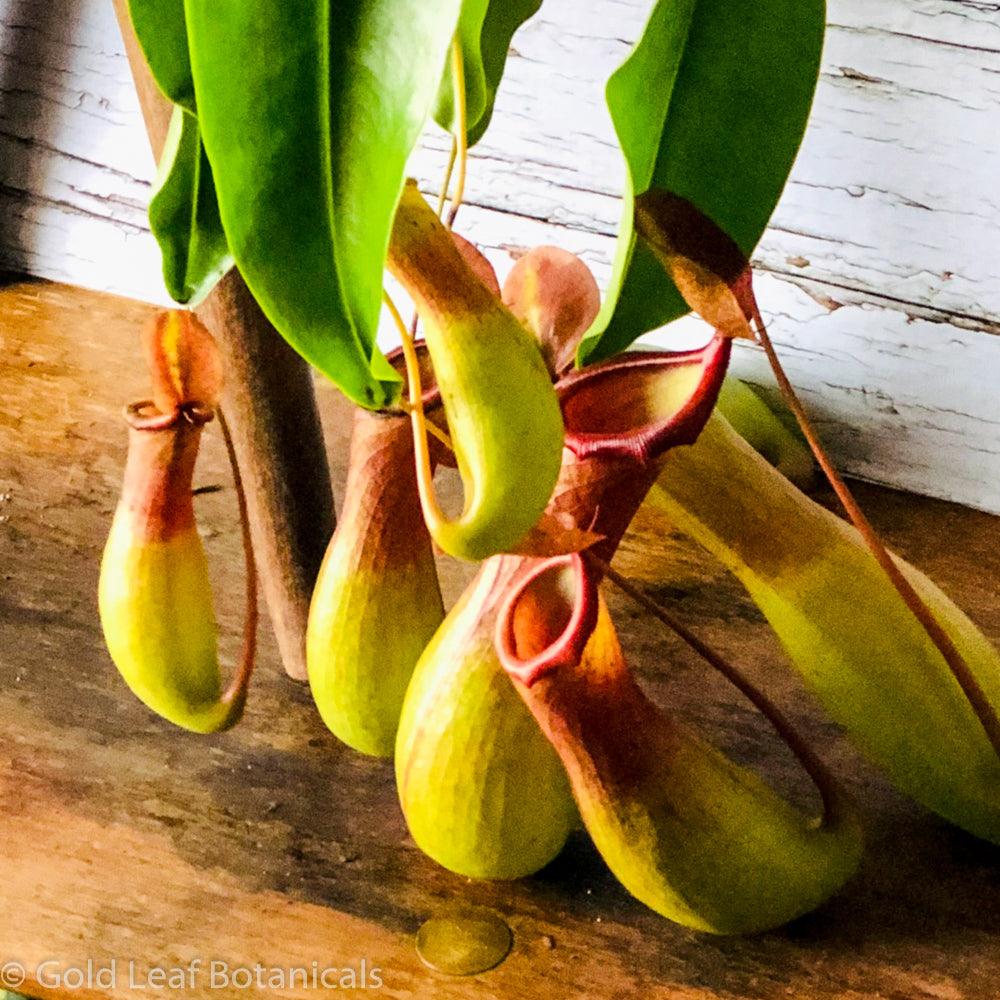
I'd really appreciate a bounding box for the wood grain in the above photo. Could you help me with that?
[0,0,998,514]
[2,279,999,998]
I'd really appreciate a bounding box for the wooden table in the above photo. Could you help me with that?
[2,278,999,999]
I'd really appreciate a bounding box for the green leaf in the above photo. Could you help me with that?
[435,0,490,136]
[436,0,542,145]
[128,0,195,112]
[579,0,825,364]
[128,1,227,304]
[185,0,462,409]
[148,107,233,307]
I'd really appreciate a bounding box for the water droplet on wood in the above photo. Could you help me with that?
[415,906,513,976]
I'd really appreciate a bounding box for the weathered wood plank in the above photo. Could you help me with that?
[0,0,999,513]
[0,0,158,291]
[410,0,1000,322]
[2,279,1000,999]
[4,0,998,319]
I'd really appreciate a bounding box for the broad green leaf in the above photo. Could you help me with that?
[435,0,490,137]
[579,0,825,364]
[128,0,195,112]
[469,0,542,144]
[129,1,225,304]
[185,0,463,409]
[436,0,542,145]
[148,107,233,307]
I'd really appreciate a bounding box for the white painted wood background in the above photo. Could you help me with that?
[1,0,999,512]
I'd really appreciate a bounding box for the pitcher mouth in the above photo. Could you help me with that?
[125,399,215,432]
[556,336,731,465]
[496,554,599,688]
[381,341,442,413]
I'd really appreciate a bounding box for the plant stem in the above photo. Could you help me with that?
[749,305,1000,760]
[587,553,845,824]
[445,37,469,230]
[199,274,334,683]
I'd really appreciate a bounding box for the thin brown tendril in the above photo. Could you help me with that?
[445,37,468,231]
[217,408,258,709]
[586,552,846,825]
[749,305,1000,761]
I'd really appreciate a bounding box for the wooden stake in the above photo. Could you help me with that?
[111,0,335,681]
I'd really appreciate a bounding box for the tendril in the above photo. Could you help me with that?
[217,407,258,711]
[383,290,451,537]
[749,305,1000,761]
[587,552,846,825]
